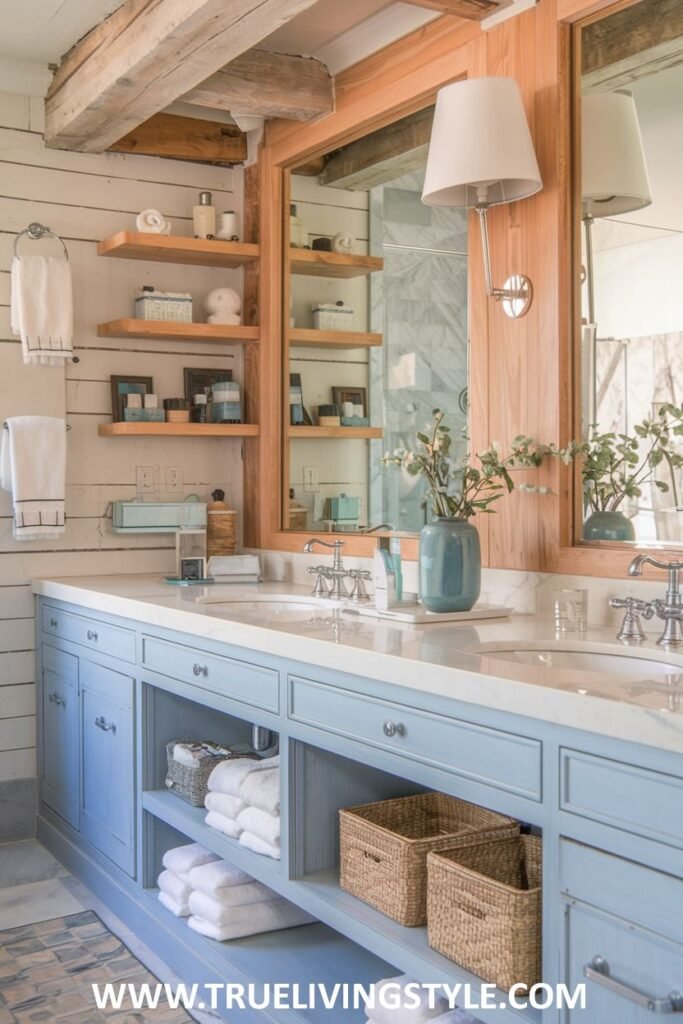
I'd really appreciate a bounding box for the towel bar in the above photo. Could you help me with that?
[3,422,71,431]
[13,222,69,260]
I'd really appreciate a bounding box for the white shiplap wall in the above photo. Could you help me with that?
[0,91,245,791]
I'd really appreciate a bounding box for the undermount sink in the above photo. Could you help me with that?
[473,643,683,681]
[194,593,342,617]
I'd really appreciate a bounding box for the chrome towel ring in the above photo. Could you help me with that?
[13,222,69,260]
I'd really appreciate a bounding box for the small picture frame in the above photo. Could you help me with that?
[110,376,154,422]
[183,367,233,404]
[332,386,367,418]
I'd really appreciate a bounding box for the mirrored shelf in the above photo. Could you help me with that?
[288,328,382,349]
[289,250,384,279]
[288,426,383,439]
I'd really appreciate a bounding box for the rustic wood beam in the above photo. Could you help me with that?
[109,112,247,164]
[402,0,512,19]
[182,49,333,122]
[45,0,320,153]
[582,0,683,91]
[319,107,435,190]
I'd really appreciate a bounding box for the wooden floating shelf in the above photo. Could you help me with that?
[99,423,259,438]
[289,426,383,439]
[288,328,382,349]
[97,319,259,343]
[290,249,384,279]
[97,231,259,268]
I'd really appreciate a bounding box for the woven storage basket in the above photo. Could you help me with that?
[427,833,542,991]
[339,792,519,926]
[206,509,237,557]
[165,741,256,807]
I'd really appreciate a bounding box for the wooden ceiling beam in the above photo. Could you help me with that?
[182,49,333,122]
[45,0,320,153]
[319,107,435,190]
[402,0,513,20]
[582,0,683,91]
[109,112,247,164]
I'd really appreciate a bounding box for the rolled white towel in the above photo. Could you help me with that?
[332,231,354,254]
[158,869,192,905]
[136,208,171,234]
[236,806,280,848]
[239,767,280,816]
[207,756,274,797]
[189,883,277,923]
[158,890,190,918]
[205,791,246,820]
[366,976,447,1024]
[239,830,280,861]
[188,859,252,896]
[187,898,315,942]
[205,810,242,838]
[162,843,219,876]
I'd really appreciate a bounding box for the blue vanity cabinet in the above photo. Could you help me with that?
[41,643,79,829]
[79,659,136,877]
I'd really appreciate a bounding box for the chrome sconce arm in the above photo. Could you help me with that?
[476,205,534,319]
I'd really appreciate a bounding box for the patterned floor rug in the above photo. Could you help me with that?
[0,909,193,1023]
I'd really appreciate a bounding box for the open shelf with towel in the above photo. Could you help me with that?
[98,231,259,268]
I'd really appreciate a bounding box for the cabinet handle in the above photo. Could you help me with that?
[193,663,208,677]
[49,617,58,628]
[86,629,98,642]
[584,957,683,1014]
[94,715,116,733]
[48,692,66,707]
[383,720,405,738]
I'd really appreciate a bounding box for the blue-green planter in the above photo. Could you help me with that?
[583,510,636,542]
[419,518,481,613]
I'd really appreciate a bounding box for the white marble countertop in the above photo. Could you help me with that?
[33,574,683,754]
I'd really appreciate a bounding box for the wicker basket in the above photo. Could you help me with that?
[427,833,542,991]
[165,741,256,807]
[206,509,238,557]
[339,792,519,926]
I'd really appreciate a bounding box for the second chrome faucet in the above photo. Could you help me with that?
[611,554,683,646]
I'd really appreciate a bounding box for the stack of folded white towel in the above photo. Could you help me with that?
[364,976,480,1024]
[204,754,281,860]
[157,842,315,941]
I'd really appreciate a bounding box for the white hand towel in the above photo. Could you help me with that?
[207,554,261,577]
[11,255,73,366]
[207,754,277,797]
[236,806,280,848]
[0,417,66,539]
[365,976,447,1024]
[157,869,192,905]
[239,830,281,861]
[189,883,278,923]
[162,843,219,876]
[136,209,171,234]
[187,898,315,942]
[158,890,191,918]
[188,859,252,895]
[239,767,280,815]
[205,810,242,838]
[205,791,246,820]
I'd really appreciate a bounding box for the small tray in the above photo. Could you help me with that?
[346,604,512,623]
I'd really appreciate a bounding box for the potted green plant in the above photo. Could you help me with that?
[561,404,683,542]
[382,410,549,612]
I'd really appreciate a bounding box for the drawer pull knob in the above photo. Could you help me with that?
[383,720,405,738]
[87,630,98,642]
[49,617,58,628]
[94,715,116,733]
[584,957,683,1014]
[48,693,66,707]
[193,663,208,677]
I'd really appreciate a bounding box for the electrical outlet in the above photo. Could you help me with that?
[166,467,183,494]
[136,466,154,492]
[303,466,319,492]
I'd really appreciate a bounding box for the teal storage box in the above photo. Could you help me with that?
[111,501,207,534]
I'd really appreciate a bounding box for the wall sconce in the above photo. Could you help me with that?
[422,77,542,319]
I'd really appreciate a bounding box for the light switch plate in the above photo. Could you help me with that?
[166,467,183,493]
[303,466,319,492]
[136,466,154,492]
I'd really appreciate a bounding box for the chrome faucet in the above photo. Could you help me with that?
[615,554,683,647]
[361,523,395,534]
[303,538,349,600]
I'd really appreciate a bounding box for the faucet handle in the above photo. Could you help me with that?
[610,596,649,642]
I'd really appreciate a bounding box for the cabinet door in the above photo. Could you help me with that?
[80,660,135,876]
[41,645,79,829]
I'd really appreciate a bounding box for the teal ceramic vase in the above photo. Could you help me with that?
[419,518,481,613]
[583,509,636,542]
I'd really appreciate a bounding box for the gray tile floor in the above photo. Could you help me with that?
[0,839,218,1023]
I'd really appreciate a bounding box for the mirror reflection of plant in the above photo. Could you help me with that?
[381,409,551,521]
[557,403,683,514]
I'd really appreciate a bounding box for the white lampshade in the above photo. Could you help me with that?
[582,91,651,217]
[422,77,542,208]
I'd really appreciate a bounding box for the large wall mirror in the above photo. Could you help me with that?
[577,0,683,547]
[282,106,469,534]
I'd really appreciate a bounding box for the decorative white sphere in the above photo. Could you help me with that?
[204,287,241,315]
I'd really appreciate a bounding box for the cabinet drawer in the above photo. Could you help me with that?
[289,676,542,800]
[41,645,79,829]
[42,605,136,665]
[141,635,279,714]
[561,748,683,849]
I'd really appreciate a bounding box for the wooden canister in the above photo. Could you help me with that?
[207,489,237,557]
